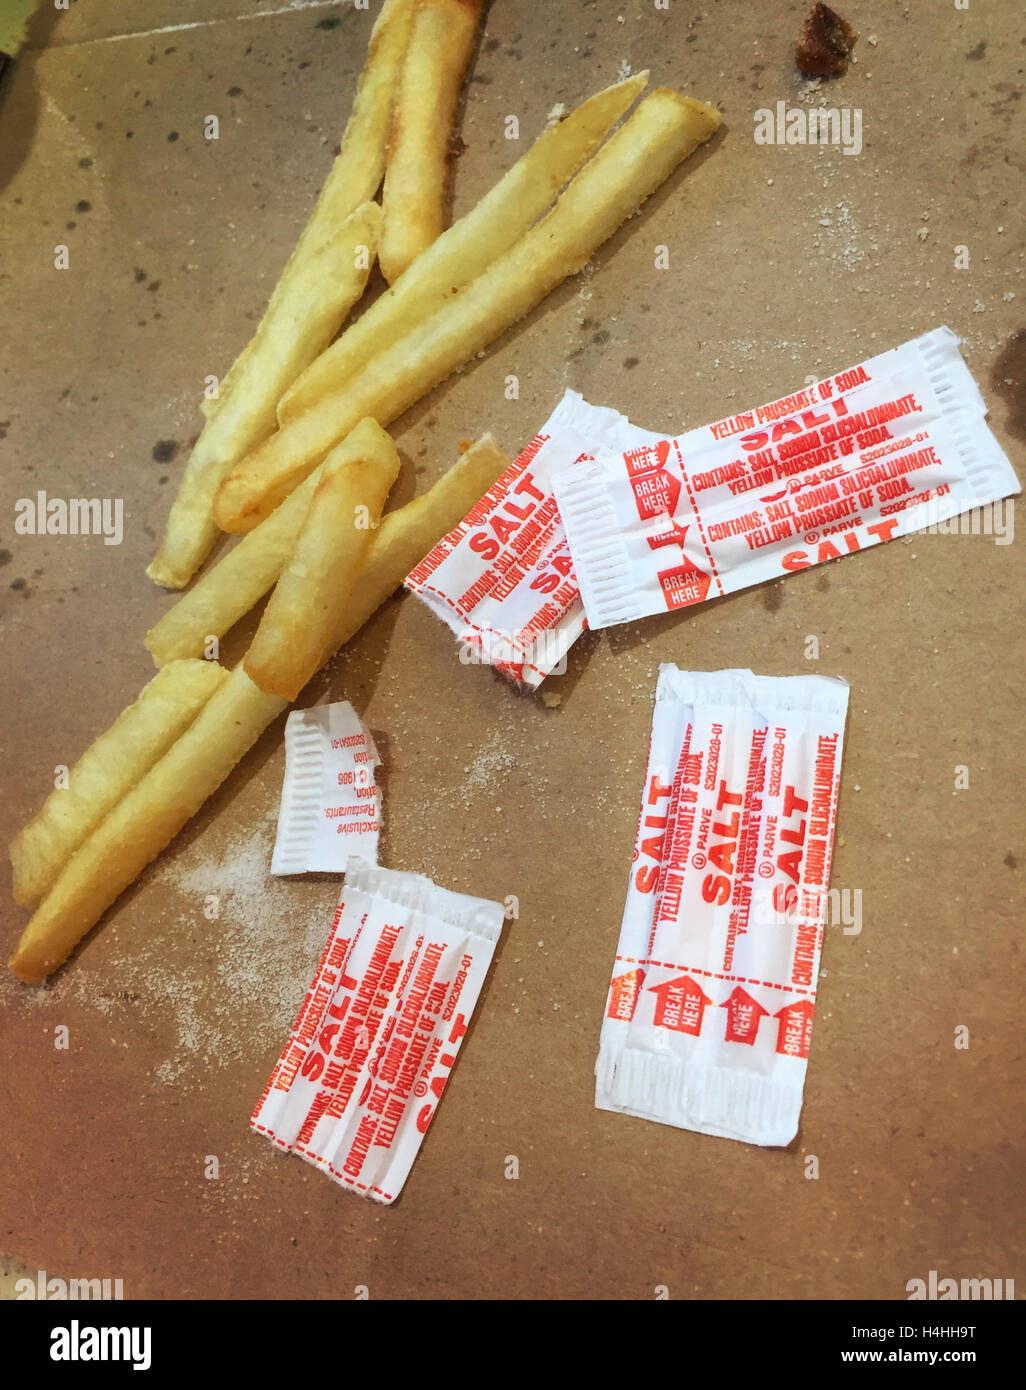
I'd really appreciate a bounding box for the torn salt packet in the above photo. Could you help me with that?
[404,389,662,687]
[596,666,849,1147]
[553,327,1020,628]
[271,702,381,874]
[251,859,505,1203]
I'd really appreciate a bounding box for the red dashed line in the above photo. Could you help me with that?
[675,437,726,598]
[249,1120,394,1202]
[615,955,816,999]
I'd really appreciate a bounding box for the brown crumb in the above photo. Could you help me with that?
[541,690,563,709]
[796,3,857,78]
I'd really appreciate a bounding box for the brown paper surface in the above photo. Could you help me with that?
[1,0,1022,1300]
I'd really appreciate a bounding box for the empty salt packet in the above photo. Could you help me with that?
[271,702,381,874]
[404,389,662,687]
[596,666,849,1147]
[553,327,1020,628]
[251,859,505,1203]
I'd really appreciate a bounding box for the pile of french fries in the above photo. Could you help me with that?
[8,0,721,984]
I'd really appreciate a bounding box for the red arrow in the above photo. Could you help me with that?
[646,520,690,551]
[648,974,713,1035]
[720,986,769,1045]
[657,560,711,611]
[625,439,681,521]
[624,439,672,475]
[606,968,646,1022]
[774,998,815,1058]
[630,469,681,521]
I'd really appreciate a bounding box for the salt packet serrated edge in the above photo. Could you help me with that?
[595,666,849,1148]
[271,702,381,875]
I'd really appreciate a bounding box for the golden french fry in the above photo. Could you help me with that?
[379,0,485,284]
[218,0,413,428]
[146,468,323,667]
[10,437,509,983]
[196,199,381,438]
[215,88,721,533]
[328,433,510,650]
[147,202,382,590]
[9,660,227,909]
[196,0,413,428]
[145,432,509,666]
[245,420,401,700]
[8,667,287,985]
[287,0,414,266]
[278,71,648,424]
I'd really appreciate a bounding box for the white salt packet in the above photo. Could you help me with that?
[596,666,849,1147]
[554,327,1020,628]
[251,859,505,1203]
[271,702,381,874]
[404,390,662,687]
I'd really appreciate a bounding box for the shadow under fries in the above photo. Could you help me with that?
[0,1,65,195]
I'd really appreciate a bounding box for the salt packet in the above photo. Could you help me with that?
[596,666,849,1147]
[271,702,381,874]
[404,390,662,687]
[251,859,505,1203]
[553,327,1020,628]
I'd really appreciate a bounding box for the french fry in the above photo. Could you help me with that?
[11,437,510,983]
[198,0,412,428]
[146,470,321,667]
[277,71,648,424]
[150,0,413,580]
[245,419,401,700]
[145,433,510,666]
[212,0,414,426]
[328,433,510,650]
[8,667,287,985]
[283,0,414,267]
[147,202,382,590]
[9,660,227,909]
[215,88,721,533]
[379,0,485,285]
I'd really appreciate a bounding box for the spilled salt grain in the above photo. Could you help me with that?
[463,729,517,792]
[2,821,336,1087]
